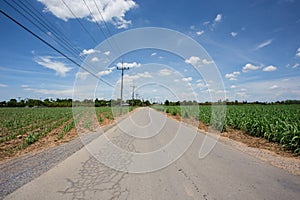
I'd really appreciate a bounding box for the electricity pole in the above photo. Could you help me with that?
[130,85,136,105]
[117,61,129,114]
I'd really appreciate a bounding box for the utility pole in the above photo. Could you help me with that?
[117,60,129,114]
[130,85,136,106]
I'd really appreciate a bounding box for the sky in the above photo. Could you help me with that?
[0,0,300,102]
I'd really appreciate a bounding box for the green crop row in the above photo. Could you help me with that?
[0,107,120,148]
[154,105,300,154]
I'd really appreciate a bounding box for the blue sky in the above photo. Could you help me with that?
[0,0,300,102]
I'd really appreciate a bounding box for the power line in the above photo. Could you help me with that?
[61,0,98,45]
[21,0,82,56]
[5,0,81,61]
[0,9,113,88]
[83,0,120,58]
[92,0,123,57]
[4,0,104,82]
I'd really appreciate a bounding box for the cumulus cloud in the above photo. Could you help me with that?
[202,59,213,65]
[292,63,299,68]
[182,77,192,82]
[35,56,72,77]
[185,56,213,66]
[116,62,141,68]
[214,14,222,22]
[256,39,272,50]
[225,71,240,81]
[123,72,152,80]
[185,56,201,65]
[196,30,204,36]
[0,84,8,87]
[76,71,89,80]
[296,48,300,57]
[203,21,210,25]
[91,57,99,62]
[97,67,115,76]
[270,85,278,89]
[159,69,172,76]
[80,48,99,56]
[263,65,277,72]
[231,32,238,37]
[103,51,110,56]
[38,0,137,29]
[230,85,236,89]
[242,63,260,72]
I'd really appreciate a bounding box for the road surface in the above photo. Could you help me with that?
[5,108,300,199]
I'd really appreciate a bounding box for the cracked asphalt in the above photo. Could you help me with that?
[4,108,300,199]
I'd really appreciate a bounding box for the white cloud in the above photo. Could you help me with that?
[97,67,115,76]
[196,30,204,36]
[256,39,272,50]
[225,71,240,81]
[263,65,277,72]
[231,32,238,37]
[116,62,141,68]
[242,63,260,72]
[202,59,213,65]
[214,14,222,22]
[182,77,192,82]
[270,85,278,89]
[38,0,137,29]
[76,71,89,80]
[103,51,110,56]
[185,56,213,66]
[292,63,299,68]
[123,72,152,80]
[91,57,99,62]
[296,48,300,57]
[158,69,172,76]
[80,49,99,56]
[35,56,72,77]
[0,84,8,87]
[203,21,210,25]
[230,85,236,89]
[151,52,157,56]
[21,85,29,88]
[24,87,73,96]
[185,56,201,66]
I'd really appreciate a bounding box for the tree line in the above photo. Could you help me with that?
[1,98,299,108]
[164,99,300,106]
[0,98,151,107]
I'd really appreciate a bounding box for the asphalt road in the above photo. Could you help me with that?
[5,108,300,199]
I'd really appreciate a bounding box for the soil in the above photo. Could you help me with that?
[0,113,114,163]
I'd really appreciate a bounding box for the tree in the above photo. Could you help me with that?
[164,100,170,106]
[7,99,17,107]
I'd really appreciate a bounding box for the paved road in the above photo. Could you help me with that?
[5,108,300,199]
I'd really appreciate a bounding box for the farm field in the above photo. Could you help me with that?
[0,107,128,160]
[153,104,300,154]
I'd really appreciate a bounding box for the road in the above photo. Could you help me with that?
[5,108,300,199]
